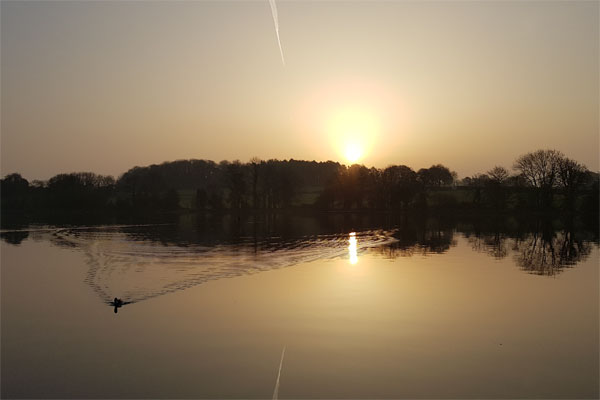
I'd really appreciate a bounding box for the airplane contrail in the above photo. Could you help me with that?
[268,0,286,66]
[272,346,286,400]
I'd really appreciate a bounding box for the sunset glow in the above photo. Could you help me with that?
[345,142,363,163]
[328,106,379,165]
[2,2,598,178]
[1,2,598,399]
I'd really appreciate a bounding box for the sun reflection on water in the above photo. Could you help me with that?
[348,232,358,264]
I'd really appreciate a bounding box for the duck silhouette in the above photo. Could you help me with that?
[109,297,130,314]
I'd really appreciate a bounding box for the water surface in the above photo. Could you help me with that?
[2,214,598,398]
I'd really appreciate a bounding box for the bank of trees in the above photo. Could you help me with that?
[1,172,117,212]
[317,164,453,210]
[0,159,342,213]
[115,159,341,211]
[1,150,597,216]
[461,149,596,215]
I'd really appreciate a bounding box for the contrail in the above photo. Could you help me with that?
[268,0,285,66]
[272,346,286,400]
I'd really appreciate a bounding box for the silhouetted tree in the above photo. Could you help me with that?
[365,167,384,209]
[196,188,208,211]
[513,149,563,209]
[226,161,247,210]
[250,157,261,209]
[487,166,510,184]
[418,164,454,187]
[1,173,30,210]
[484,166,510,209]
[382,165,421,210]
[463,173,489,206]
[557,157,588,211]
[46,172,114,209]
[333,164,370,209]
[580,172,599,221]
[3,154,594,217]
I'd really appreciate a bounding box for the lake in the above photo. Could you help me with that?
[1,213,598,398]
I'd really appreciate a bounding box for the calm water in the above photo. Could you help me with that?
[1,214,598,398]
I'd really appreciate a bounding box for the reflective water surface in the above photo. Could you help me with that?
[1,214,598,398]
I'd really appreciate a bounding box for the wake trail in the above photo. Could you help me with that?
[0,223,173,234]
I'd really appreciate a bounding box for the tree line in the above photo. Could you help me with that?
[315,149,596,216]
[1,149,597,217]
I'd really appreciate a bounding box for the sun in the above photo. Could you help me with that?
[345,142,363,163]
[327,106,379,165]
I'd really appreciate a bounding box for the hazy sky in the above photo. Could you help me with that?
[2,0,598,180]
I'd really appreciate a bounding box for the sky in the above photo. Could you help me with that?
[1,0,598,180]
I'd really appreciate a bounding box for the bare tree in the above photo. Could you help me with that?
[513,149,563,188]
[483,166,510,209]
[513,149,563,208]
[557,157,588,210]
[487,166,509,184]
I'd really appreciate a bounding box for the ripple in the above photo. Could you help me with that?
[50,227,397,307]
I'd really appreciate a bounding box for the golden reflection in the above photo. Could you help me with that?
[348,232,358,264]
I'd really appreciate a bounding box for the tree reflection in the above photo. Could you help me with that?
[4,214,597,314]
[0,230,29,245]
[375,217,457,258]
[468,232,509,259]
[513,230,592,276]
[373,215,597,278]
[464,217,594,276]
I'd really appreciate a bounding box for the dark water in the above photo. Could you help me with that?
[1,214,598,398]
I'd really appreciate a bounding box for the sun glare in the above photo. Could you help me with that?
[327,106,380,165]
[348,232,358,265]
[345,142,363,163]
